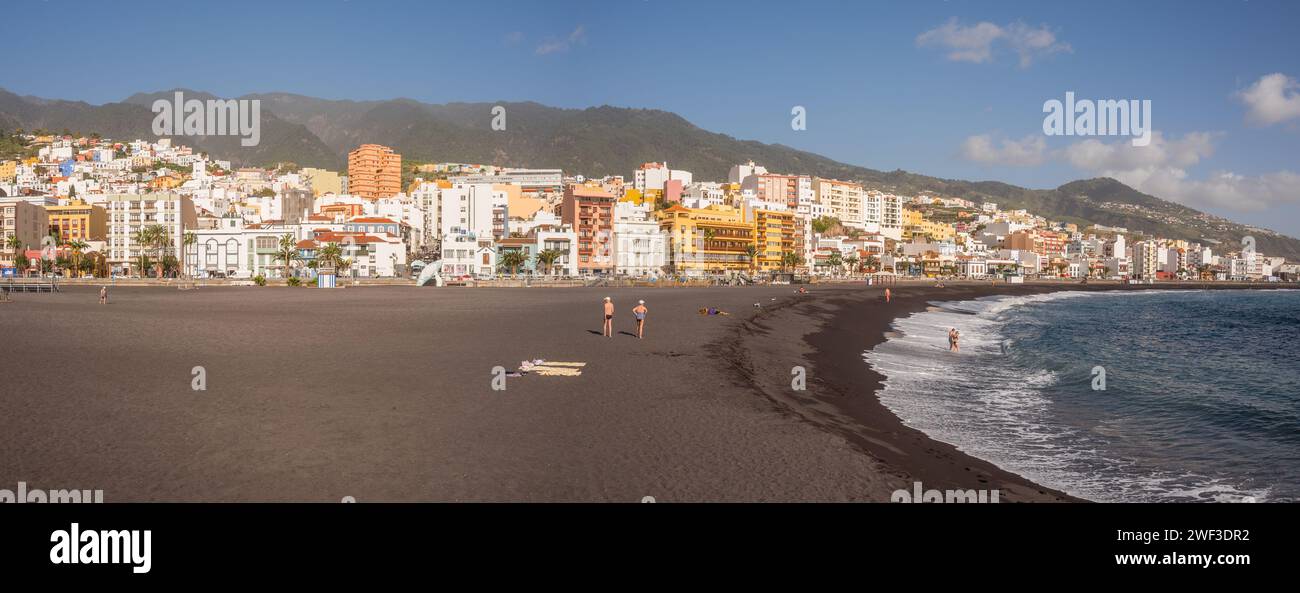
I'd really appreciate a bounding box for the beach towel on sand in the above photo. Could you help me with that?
[519,360,587,377]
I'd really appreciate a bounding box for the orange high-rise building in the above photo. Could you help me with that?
[560,183,617,275]
[347,144,402,200]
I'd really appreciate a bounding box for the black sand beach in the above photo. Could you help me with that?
[0,281,1257,502]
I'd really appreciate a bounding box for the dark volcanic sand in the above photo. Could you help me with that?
[0,281,1233,502]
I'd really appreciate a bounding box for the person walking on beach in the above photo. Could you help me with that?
[602,297,614,337]
[632,300,648,339]
[884,287,891,303]
[99,286,108,305]
[948,328,960,352]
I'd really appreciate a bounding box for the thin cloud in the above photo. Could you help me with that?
[960,134,1048,166]
[536,25,586,55]
[917,18,1071,68]
[1060,131,1300,211]
[959,129,1300,211]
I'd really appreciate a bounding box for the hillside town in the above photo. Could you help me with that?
[1,132,1296,285]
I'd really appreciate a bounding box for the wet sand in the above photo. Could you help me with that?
[0,281,1256,502]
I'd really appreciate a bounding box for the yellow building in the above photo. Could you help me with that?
[148,174,185,190]
[46,198,108,242]
[657,204,754,274]
[749,207,796,271]
[903,209,955,241]
[300,167,342,196]
[0,160,16,182]
[620,188,647,205]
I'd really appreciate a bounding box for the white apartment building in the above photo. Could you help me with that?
[440,231,495,278]
[682,182,726,209]
[1187,245,1213,269]
[813,178,866,228]
[864,190,904,240]
[728,161,768,184]
[612,201,667,276]
[106,192,197,276]
[411,182,442,247]
[1160,246,1187,275]
[1132,240,1161,279]
[372,196,424,249]
[633,162,692,193]
[439,183,508,238]
[535,228,579,276]
[331,233,406,278]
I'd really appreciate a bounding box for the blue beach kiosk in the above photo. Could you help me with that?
[317,266,337,288]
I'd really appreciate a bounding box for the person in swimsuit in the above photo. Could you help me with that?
[632,300,647,339]
[948,328,960,352]
[603,297,614,337]
[99,286,108,305]
[884,288,891,303]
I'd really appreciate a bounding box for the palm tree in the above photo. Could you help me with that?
[273,233,300,279]
[844,254,860,276]
[827,253,843,277]
[182,232,196,279]
[162,255,180,277]
[781,251,802,273]
[14,252,30,277]
[536,248,563,276]
[316,242,343,270]
[743,244,758,274]
[499,249,528,277]
[79,254,97,278]
[134,224,168,278]
[5,235,23,265]
[67,239,88,277]
[136,254,153,277]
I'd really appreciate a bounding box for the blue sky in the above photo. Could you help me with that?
[5,0,1300,236]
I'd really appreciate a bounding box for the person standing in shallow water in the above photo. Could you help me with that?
[948,328,960,352]
[632,300,648,339]
[602,297,614,337]
[884,288,891,303]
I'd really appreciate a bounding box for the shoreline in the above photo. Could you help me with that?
[724,281,1295,503]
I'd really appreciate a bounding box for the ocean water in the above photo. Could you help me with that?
[865,289,1300,502]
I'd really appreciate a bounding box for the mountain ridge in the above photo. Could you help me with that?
[3,86,1297,259]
